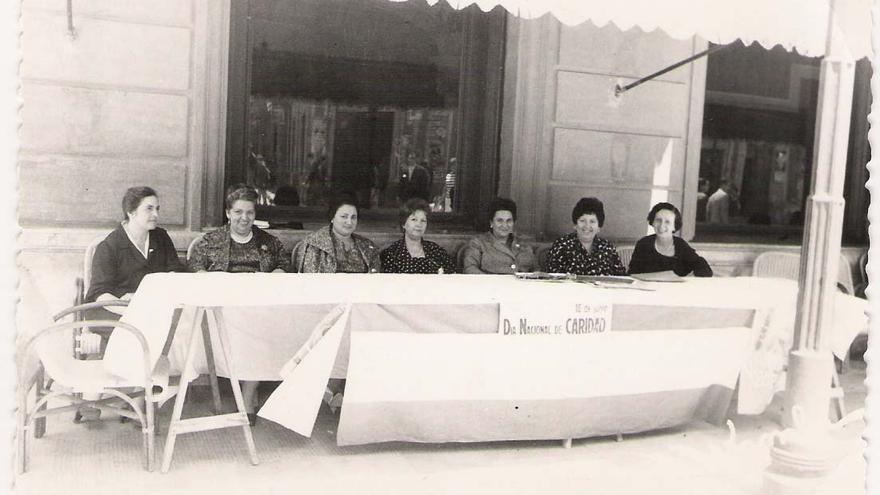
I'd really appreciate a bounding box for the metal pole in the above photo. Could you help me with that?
[614,43,731,96]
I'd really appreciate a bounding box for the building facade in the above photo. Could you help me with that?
[16,0,869,332]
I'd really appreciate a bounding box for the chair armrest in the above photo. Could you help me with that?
[53,300,130,322]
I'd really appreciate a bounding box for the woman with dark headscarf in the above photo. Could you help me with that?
[546,197,626,276]
[628,202,713,277]
[381,198,455,274]
[462,197,537,274]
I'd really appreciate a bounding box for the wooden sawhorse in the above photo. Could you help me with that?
[160,306,259,473]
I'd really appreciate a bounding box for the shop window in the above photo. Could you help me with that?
[695,42,869,245]
[225,0,506,229]
[695,42,820,243]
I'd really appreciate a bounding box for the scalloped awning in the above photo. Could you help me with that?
[407,0,872,59]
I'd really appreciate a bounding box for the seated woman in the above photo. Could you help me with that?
[381,198,455,274]
[291,193,381,273]
[187,184,290,425]
[291,193,381,412]
[546,197,626,275]
[87,186,186,322]
[628,202,713,277]
[188,185,290,273]
[462,197,537,274]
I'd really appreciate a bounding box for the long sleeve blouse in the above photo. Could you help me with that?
[380,238,455,274]
[627,234,713,277]
[545,233,626,276]
[86,224,186,302]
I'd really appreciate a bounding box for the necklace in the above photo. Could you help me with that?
[231,230,253,244]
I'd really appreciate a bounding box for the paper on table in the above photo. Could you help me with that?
[630,271,685,282]
[257,304,350,436]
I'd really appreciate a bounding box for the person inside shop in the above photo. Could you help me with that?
[706,180,738,224]
[381,198,455,274]
[398,153,432,203]
[545,197,626,276]
[628,201,713,277]
[462,197,537,274]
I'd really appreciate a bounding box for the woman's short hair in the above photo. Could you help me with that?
[399,198,430,230]
[224,184,260,210]
[327,191,359,221]
[571,197,605,227]
[647,202,683,231]
[121,186,158,220]
[487,197,517,223]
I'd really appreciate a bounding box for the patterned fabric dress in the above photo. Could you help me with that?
[227,236,265,273]
[545,233,626,276]
[380,238,455,274]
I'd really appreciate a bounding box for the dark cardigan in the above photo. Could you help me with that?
[86,224,186,302]
[627,234,713,277]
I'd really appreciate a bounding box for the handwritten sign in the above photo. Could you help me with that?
[498,298,613,336]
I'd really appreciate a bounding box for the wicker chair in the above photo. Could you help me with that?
[16,318,174,473]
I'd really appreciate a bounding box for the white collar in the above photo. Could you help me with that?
[123,222,150,259]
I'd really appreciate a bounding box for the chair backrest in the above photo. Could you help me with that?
[837,256,854,295]
[81,235,107,297]
[21,319,151,389]
[616,245,634,272]
[186,234,204,262]
[456,244,468,273]
[535,245,551,272]
[752,252,801,281]
[752,251,854,294]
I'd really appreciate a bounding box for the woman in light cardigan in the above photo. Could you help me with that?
[462,197,537,274]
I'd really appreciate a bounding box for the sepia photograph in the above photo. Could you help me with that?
[4,0,877,493]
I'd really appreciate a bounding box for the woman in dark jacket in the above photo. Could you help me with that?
[628,202,713,277]
[381,198,455,274]
[87,186,186,309]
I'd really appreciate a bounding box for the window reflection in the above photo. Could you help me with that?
[244,0,467,213]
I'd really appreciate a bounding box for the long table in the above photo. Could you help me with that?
[102,273,867,446]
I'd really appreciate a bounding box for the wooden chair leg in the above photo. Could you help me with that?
[33,369,47,438]
[831,369,847,421]
[16,390,27,474]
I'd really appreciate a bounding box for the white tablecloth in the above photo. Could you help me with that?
[102,273,867,428]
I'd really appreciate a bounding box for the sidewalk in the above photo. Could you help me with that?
[13,360,867,495]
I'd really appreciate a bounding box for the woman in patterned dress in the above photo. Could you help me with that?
[546,197,626,276]
[188,184,290,425]
[381,198,455,274]
[290,193,381,274]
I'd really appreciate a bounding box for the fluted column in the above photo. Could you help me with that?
[782,1,856,429]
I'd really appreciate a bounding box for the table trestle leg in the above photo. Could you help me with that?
[161,307,206,473]
[206,308,259,465]
[201,315,223,413]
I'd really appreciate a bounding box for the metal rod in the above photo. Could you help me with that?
[66,0,76,39]
[615,43,732,96]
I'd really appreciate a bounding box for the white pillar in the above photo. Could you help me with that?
[764,1,857,493]
[783,0,856,430]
